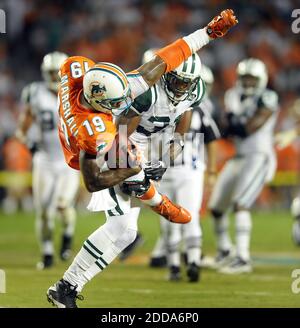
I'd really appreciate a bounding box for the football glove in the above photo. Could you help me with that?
[143,161,167,181]
[223,113,248,138]
[206,9,238,39]
[120,178,151,197]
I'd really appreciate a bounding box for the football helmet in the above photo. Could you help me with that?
[41,51,68,92]
[200,64,214,96]
[163,53,202,103]
[83,62,132,115]
[237,58,268,96]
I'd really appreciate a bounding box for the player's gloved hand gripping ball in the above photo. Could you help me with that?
[206,9,238,39]
[143,161,167,181]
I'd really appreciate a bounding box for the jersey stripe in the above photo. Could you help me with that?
[191,54,196,74]
[95,62,128,84]
[92,64,128,88]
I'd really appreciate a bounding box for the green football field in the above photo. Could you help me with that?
[0,208,299,308]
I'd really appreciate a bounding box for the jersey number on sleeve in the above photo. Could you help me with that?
[70,61,90,78]
[82,117,106,136]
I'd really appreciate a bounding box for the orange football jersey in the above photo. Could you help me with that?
[58,56,117,170]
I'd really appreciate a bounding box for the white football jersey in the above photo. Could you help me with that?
[224,87,279,156]
[129,78,206,162]
[21,82,64,161]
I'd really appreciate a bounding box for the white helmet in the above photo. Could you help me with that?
[200,64,214,96]
[163,53,202,103]
[83,62,132,115]
[142,48,158,64]
[237,58,268,96]
[41,51,68,92]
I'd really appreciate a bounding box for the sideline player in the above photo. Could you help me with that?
[16,52,80,269]
[47,9,238,307]
[208,58,279,274]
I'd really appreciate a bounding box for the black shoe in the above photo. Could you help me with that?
[36,254,53,270]
[168,266,181,281]
[119,233,144,261]
[187,262,200,283]
[60,235,73,261]
[47,279,84,308]
[149,255,167,268]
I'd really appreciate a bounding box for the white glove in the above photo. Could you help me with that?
[275,129,298,149]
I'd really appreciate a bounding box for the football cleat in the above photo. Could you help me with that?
[213,249,235,269]
[207,9,238,39]
[47,279,84,308]
[60,235,73,261]
[151,195,191,224]
[218,257,252,274]
[119,233,144,261]
[187,263,201,283]
[149,255,167,268]
[36,254,53,270]
[168,266,181,281]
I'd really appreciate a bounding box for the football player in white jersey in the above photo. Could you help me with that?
[208,58,279,274]
[16,52,80,269]
[149,65,220,282]
[109,52,206,266]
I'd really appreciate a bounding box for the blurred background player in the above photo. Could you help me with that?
[16,52,80,269]
[275,98,300,247]
[208,58,279,274]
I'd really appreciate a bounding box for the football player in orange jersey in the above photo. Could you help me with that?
[47,9,238,308]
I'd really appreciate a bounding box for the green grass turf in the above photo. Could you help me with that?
[0,208,299,308]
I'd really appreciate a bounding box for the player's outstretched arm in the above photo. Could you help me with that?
[80,150,141,192]
[139,9,238,87]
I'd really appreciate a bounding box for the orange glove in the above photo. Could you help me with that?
[206,9,238,39]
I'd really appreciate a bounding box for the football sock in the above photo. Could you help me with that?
[151,218,168,257]
[186,236,202,266]
[63,225,119,292]
[139,183,162,206]
[235,210,252,261]
[213,213,232,252]
[60,207,76,237]
[168,251,181,267]
[63,212,138,292]
[42,239,54,256]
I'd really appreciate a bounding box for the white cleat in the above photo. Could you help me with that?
[218,257,252,274]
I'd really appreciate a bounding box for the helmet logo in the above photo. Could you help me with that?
[90,82,107,98]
